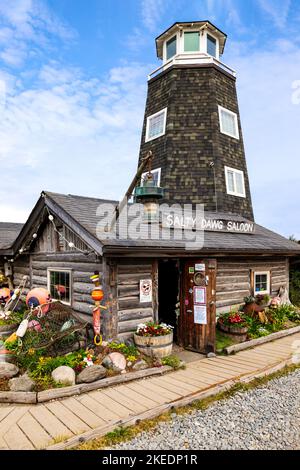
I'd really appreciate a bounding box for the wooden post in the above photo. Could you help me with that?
[152,259,159,322]
[102,257,118,340]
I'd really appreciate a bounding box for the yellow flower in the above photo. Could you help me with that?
[28,348,35,355]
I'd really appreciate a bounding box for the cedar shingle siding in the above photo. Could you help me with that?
[138,64,254,221]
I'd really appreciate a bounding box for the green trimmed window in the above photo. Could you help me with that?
[184,32,199,52]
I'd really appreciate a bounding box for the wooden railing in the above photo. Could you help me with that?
[148,53,236,80]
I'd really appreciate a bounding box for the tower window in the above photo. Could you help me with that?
[225,166,246,198]
[145,108,167,142]
[184,32,199,52]
[166,36,177,60]
[207,34,217,57]
[141,168,161,187]
[218,106,240,140]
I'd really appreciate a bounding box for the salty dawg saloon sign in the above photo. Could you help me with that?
[162,212,255,234]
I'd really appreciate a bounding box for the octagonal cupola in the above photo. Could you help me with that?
[155,20,227,66]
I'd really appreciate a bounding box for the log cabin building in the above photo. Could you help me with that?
[1,21,300,354]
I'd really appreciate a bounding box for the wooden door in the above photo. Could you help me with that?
[178,259,217,353]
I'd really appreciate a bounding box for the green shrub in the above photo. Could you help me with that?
[108,341,139,360]
[161,355,184,370]
[290,269,300,306]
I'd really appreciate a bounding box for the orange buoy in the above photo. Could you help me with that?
[26,288,51,314]
[91,288,104,302]
[0,287,11,304]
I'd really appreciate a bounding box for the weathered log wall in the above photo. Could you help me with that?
[216,257,289,313]
[116,259,154,340]
[13,255,31,295]
[13,253,102,319]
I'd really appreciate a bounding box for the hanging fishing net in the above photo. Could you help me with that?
[17,301,90,357]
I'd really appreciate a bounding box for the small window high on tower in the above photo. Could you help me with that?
[166,36,177,60]
[145,108,167,142]
[184,31,199,52]
[207,34,217,57]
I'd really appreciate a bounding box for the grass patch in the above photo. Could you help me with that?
[75,362,300,450]
[76,413,171,450]
[216,330,235,352]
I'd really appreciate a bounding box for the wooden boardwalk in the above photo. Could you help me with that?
[0,332,299,450]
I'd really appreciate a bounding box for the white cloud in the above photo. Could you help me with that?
[258,0,291,28]
[141,0,168,32]
[227,41,300,238]
[0,61,149,222]
[0,0,75,68]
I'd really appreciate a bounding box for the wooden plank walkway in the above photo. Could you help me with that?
[0,331,299,450]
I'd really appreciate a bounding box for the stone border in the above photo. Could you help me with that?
[0,365,172,405]
[46,356,296,450]
[224,325,300,355]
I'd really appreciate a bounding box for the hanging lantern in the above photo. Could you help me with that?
[134,171,164,222]
[91,287,104,302]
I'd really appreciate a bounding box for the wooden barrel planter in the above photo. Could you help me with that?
[134,332,173,358]
[218,323,248,343]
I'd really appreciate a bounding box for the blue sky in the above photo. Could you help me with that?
[0,0,300,238]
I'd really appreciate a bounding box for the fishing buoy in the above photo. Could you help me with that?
[28,320,42,332]
[0,287,11,304]
[60,319,75,332]
[91,288,104,302]
[16,319,29,338]
[26,288,51,314]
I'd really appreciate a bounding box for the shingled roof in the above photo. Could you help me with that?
[40,191,300,256]
[0,222,24,250]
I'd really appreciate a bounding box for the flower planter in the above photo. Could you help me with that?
[134,332,173,358]
[218,322,248,343]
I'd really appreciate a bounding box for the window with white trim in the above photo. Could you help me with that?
[254,271,270,295]
[47,269,72,305]
[166,35,177,60]
[184,31,199,52]
[207,34,217,57]
[145,108,167,142]
[218,105,239,139]
[141,168,161,187]
[225,166,246,198]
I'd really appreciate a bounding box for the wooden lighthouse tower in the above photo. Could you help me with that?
[138,21,254,221]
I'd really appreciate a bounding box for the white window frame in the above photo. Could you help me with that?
[218,105,240,140]
[141,168,161,187]
[254,271,271,295]
[47,268,72,306]
[224,166,246,198]
[183,29,201,54]
[145,108,167,142]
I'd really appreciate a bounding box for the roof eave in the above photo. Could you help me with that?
[155,20,227,59]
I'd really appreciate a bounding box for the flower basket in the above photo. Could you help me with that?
[134,332,173,358]
[134,322,174,358]
[217,312,248,343]
[218,322,248,336]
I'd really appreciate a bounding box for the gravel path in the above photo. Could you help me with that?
[114,369,300,450]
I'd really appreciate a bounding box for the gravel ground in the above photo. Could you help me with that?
[114,369,300,450]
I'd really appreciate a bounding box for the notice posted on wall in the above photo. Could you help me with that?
[140,279,153,303]
[195,263,205,272]
[193,286,206,305]
[194,305,207,325]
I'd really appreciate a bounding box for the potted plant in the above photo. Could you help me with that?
[134,322,173,358]
[217,311,248,342]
